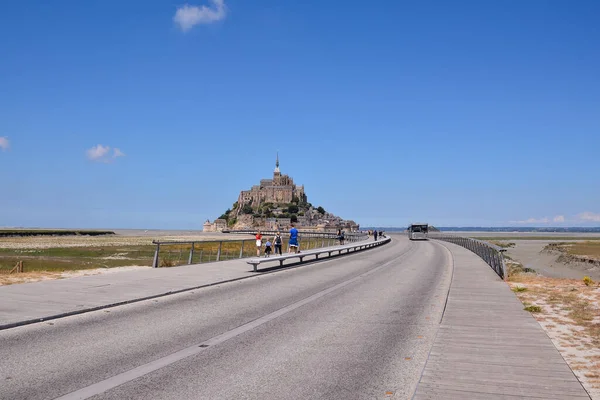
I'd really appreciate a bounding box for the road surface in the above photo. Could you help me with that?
[0,235,452,400]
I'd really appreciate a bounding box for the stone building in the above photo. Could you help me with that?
[237,155,307,211]
[202,218,227,232]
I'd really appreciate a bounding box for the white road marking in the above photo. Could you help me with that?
[55,244,415,400]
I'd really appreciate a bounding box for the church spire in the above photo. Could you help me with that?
[274,152,280,174]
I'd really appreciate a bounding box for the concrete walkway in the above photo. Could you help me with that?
[413,241,590,399]
[0,240,382,330]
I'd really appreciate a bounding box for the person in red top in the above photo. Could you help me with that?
[255,230,263,257]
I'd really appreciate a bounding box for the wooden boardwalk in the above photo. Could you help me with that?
[413,241,590,400]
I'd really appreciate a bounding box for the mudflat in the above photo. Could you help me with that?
[506,240,600,281]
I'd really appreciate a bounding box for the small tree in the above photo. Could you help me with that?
[242,204,253,214]
[288,204,299,214]
[290,214,298,223]
[317,206,326,215]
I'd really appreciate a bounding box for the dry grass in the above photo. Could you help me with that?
[568,242,600,258]
[509,273,600,397]
[0,234,339,278]
[544,241,600,266]
[489,241,516,248]
[0,271,63,285]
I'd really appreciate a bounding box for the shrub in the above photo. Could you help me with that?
[512,286,528,292]
[160,258,176,267]
[583,276,594,286]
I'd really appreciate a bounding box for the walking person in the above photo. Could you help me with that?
[264,239,272,257]
[288,224,299,253]
[273,232,283,255]
[255,230,263,257]
[337,229,343,245]
[373,230,378,241]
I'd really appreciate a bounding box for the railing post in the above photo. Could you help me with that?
[239,240,245,258]
[188,242,195,265]
[217,241,222,261]
[499,249,507,280]
[153,243,160,268]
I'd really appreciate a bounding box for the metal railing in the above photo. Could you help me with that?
[151,231,368,268]
[429,232,507,280]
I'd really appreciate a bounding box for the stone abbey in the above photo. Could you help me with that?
[237,154,306,208]
[203,155,358,232]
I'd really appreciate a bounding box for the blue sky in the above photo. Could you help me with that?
[1,0,599,229]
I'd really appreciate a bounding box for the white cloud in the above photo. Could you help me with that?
[553,215,565,223]
[86,144,110,161]
[113,148,125,158]
[0,136,9,151]
[86,144,125,163]
[174,0,227,32]
[578,212,600,222]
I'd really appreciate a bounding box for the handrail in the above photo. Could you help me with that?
[247,236,391,272]
[429,232,507,280]
[151,232,369,268]
[224,229,364,239]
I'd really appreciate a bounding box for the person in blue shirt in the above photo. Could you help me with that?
[288,224,299,253]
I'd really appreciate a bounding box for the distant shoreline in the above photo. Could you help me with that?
[0,229,116,237]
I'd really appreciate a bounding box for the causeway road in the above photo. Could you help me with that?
[0,236,453,400]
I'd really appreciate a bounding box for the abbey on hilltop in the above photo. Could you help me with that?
[203,155,359,232]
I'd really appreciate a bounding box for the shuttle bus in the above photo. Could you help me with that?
[408,223,429,240]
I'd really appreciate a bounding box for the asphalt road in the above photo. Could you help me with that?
[0,235,453,400]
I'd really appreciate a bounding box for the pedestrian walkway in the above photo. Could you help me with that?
[0,239,382,330]
[413,241,590,399]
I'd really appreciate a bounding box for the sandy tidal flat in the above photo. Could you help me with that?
[0,232,254,249]
[506,240,600,281]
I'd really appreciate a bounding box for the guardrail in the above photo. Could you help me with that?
[247,236,391,272]
[429,232,507,280]
[151,231,368,268]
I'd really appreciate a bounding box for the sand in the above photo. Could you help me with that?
[506,240,600,281]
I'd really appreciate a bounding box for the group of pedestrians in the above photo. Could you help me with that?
[254,224,300,258]
[367,229,385,241]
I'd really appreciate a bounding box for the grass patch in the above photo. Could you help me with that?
[490,241,516,248]
[512,286,528,292]
[524,305,542,313]
[0,236,340,272]
[506,259,537,280]
[0,245,156,272]
[544,241,600,259]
